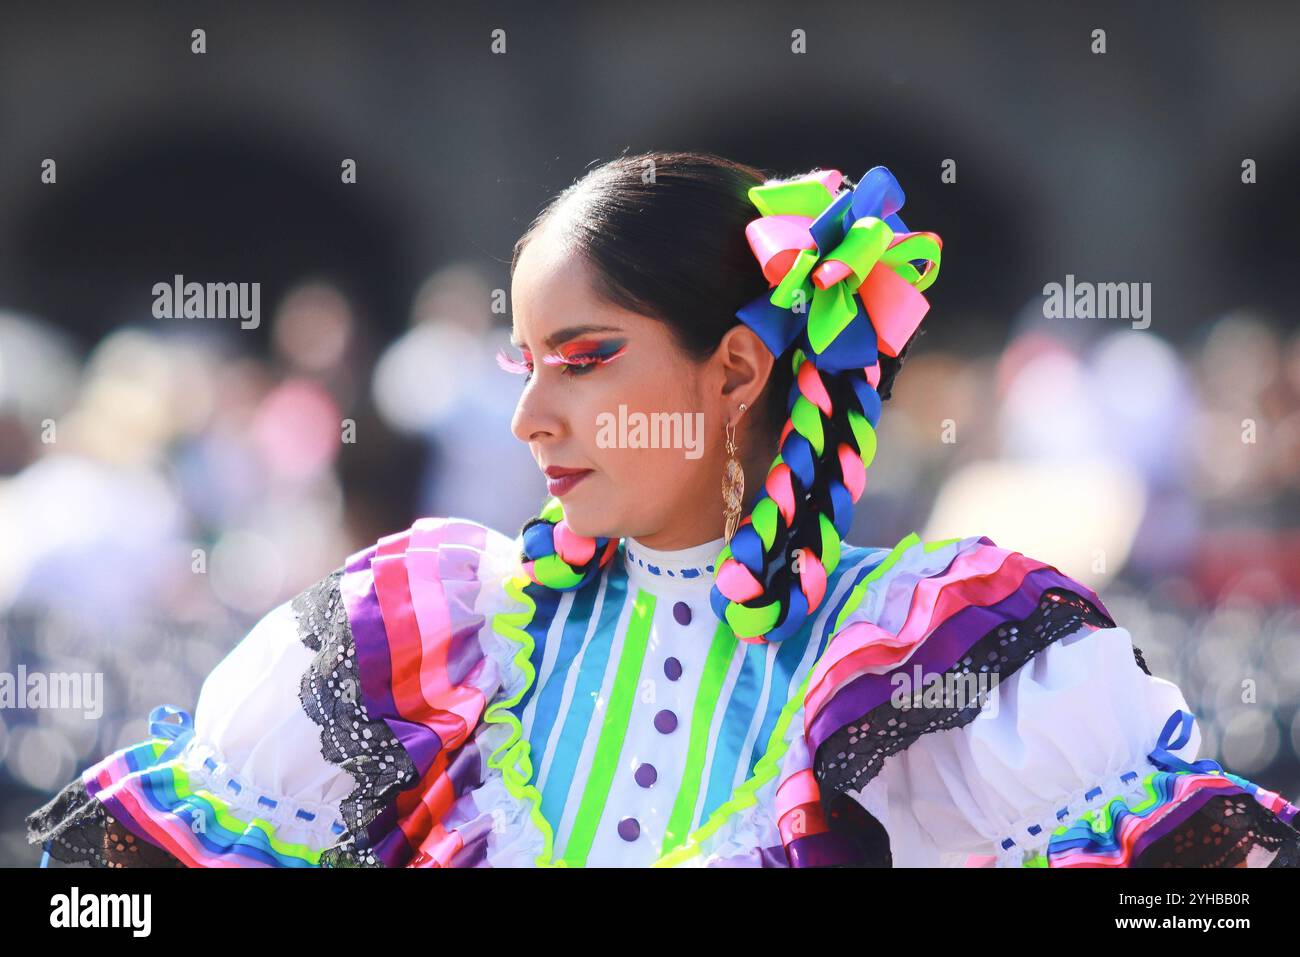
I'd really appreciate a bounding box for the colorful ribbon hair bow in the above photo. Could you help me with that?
[711,167,942,644]
[735,166,941,375]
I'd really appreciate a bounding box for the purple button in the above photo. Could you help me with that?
[673,601,692,626]
[635,763,657,788]
[618,817,640,841]
[664,657,682,681]
[654,709,678,734]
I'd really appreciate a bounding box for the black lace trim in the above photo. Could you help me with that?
[815,587,1115,800]
[814,587,1117,864]
[26,778,182,868]
[1135,793,1300,868]
[292,567,419,868]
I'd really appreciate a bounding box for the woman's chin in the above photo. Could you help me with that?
[558,504,618,541]
[563,515,612,540]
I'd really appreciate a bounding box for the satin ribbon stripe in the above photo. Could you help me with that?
[336,517,507,866]
[1043,770,1249,867]
[803,540,1052,726]
[652,644,872,868]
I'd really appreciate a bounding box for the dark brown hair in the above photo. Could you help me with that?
[511,150,915,447]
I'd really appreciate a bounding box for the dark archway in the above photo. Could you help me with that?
[1208,118,1300,328]
[11,117,421,353]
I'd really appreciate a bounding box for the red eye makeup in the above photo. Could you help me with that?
[496,338,628,380]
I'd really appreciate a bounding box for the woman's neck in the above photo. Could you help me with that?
[629,440,770,551]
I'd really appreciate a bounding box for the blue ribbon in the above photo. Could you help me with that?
[1147,709,1228,776]
[148,703,196,763]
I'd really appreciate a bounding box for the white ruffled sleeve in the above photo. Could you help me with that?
[26,515,532,868]
[187,596,359,839]
[813,532,1300,868]
[25,589,360,868]
[852,625,1213,866]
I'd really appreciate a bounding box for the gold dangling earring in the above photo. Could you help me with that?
[723,403,748,545]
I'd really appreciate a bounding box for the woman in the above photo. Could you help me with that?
[27,151,1300,868]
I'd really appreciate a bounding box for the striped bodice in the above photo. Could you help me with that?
[500,532,887,866]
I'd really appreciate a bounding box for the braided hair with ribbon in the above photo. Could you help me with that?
[513,153,942,646]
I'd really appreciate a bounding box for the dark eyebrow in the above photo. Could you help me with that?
[509,324,624,349]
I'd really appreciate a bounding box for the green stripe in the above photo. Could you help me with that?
[560,588,656,866]
[653,659,813,867]
[661,618,738,854]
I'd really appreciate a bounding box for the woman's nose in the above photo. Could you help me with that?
[510,378,565,444]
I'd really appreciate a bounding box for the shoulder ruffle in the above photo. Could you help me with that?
[28,596,359,867]
[316,516,545,867]
[800,531,1300,867]
[26,515,539,868]
[804,531,1116,800]
[851,628,1300,867]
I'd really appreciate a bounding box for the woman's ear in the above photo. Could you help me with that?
[713,324,775,413]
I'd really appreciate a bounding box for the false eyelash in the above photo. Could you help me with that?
[496,348,532,375]
[495,343,628,378]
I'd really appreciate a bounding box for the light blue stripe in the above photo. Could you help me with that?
[538,564,629,830]
[525,573,604,780]
[699,639,768,822]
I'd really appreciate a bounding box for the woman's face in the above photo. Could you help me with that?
[507,224,773,549]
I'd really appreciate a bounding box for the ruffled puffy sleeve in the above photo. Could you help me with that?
[805,532,1300,868]
[26,516,533,868]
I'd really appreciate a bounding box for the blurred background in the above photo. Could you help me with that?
[1,0,1298,865]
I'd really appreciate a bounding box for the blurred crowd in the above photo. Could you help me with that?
[1,267,1297,864]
